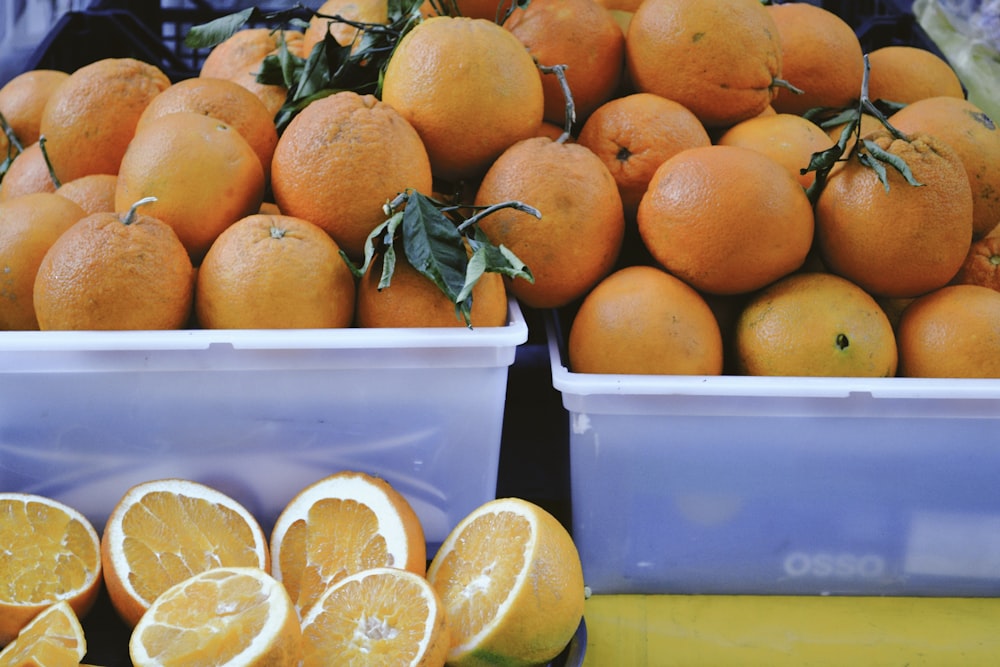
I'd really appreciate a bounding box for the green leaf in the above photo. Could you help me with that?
[858,149,891,193]
[184,8,257,49]
[468,227,533,283]
[860,138,925,189]
[400,193,469,304]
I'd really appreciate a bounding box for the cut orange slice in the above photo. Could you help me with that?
[129,566,301,667]
[0,493,102,646]
[0,601,86,666]
[299,566,449,667]
[426,497,586,667]
[101,478,270,628]
[270,470,426,617]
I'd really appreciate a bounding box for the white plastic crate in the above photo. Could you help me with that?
[545,312,1000,596]
[0,301,527,553]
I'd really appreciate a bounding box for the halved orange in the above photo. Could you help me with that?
[0,493,102,646]
[0,601,86,666]
[101,478,270,628]
[270,470,427,618]
[299,566,449,667]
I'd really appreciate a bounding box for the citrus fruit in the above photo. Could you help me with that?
[0,69,69,149]
[270,91,432,261]
[625,0,782,127]
[735,272,898,377]
[299,567,449,667]
[54,173,117,215]
[101,478,271,628]
[888,96,1000,239]
[195,213,357,329]
[636,144,814,295]
[114,111,266,262]
[269,471,427,618]
[426,497,585,667]
[568,264,724,375]
[0,494,102,647]
[0,601,86,667]
[38,57,171,183]
[475,136,625,309]
[420,0,510,20]
[381,15,545,182]
[951,233,1000,291]
[302,0,389,56]
[0,141,57,201]
[866,45,966,105]
[814,129,974,298]
[32,200,195,331]
[129,567,302,667]
[897,283,1000,378]
[766,1,865,116]
[0,192,86,330]
[716,112,835,189]
[576,92,711,219]
[504,0,626,125]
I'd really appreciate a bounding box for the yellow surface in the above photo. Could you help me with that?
[583,594,1000,666]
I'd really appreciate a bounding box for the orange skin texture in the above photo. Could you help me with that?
[716,112,835,189]
[952,234,1000,292]
[866,45,966,105]
[55,173,118,216]
[0,69,69,148]
[0,141,57,201]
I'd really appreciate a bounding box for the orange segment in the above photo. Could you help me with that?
[101,479,270,628]
[0,601,86,667]
[299,567,449,667]
[426,497,585,667]
[129,567,301,667]
[0,494,102,646]
[270,471,427,618]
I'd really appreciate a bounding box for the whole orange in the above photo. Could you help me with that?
[735,272,898,377]
[0,141,56,202]
[504,0,626,125]
[716,112,834,189]
[625,0,782,127]
[951,234,1000,292]
[381,16,544,182]
[115,111,266,263]
[636,144,814,295]
[38,58,170,183]
[814,129,974,298]
[866,45,966,105]
[766,2,865,116]
[475,136,625,309]
[0,69,69,149]
[195,214,356,329]
[0,192,87,330]
[897,283,1000,378]
[33,200,195,330]
[55,174,118,215]
[576,92,711,219]
[270,91,433,261]
[568,264,723,375]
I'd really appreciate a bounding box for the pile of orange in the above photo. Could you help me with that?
[0,4,998,351]
[0,473,585,667]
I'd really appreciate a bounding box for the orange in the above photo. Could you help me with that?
[504,0,626,125]
[355,247,508,328]
[129,567,302,667]
[0,69,69,150]
[270,91,432,261]
[866,45,966,105]
[0,494,102,646]
[302,0,390,56]
[115,111,266,262]
[136,76,279,181]
[734,272,898,377]
[0,601,86,667]
[195,213,357,329]
[625,0,782,127]
[814,129,974,298]
[823,110,884,155]
[567,264,724,375]
[888,96,1000,239]
[299,567,450,667]
[38,58,170,183]
[475,136,625,309]
[716,112,835,189]
[576,92,711,219]
[952,234,1000,291]
[381,16,545,182]
[0,141,57,201]
[896,283,1000,378]
[426,497,585,667]
[0,192,86,330]
[54,173,117,215]
[101,478,271,629]
[766,2,865,116]
[33,200,195,331]
[269,471,427,618]
[637,144,814,295]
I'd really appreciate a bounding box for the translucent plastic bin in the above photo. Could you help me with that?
[0,301,527,553]
[546,313,1000,597]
